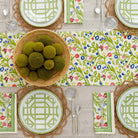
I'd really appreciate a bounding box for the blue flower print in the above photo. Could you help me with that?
[105,32,108,35]
[116,45,119,48]
[84,46,87,49]
[99,81,102,85]
[0,67,4,72]
[81,56,85,60]
[74,62,78,65]
[85,76,88,79]
[97,65,101,70]
[119,43,122,46]
[0,54,2,58]
[130,64,134,69]
[0,38,3,43]
[103,103,107,106]
[66,82,68,85]
[127,35,132,39]
[2,108,5,111]
[89,32,92,35]
[76,6,80,9]
[96,52,99,55]
[95,36,99,40]
[98,108,101,111]
[8,36,12,38]
[122,73,125,75]
[89,73,91,76]
[108,61,111,64]
[85,33,87,36]
[129,51,132,55]
[87,44,89,47]
[1,84,3,86]
[114,55,118,59]
[87,62,89,65]
[118,75,122,78]
[91,61,94,64]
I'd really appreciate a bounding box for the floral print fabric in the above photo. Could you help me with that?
[0,31,137,87]
[64,0,84,23]
[0,93,16,132]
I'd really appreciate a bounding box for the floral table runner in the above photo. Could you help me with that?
[0,31,137,87]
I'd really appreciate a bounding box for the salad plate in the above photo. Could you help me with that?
[115,0,138,28]
[20,0,62,27]
[19,89,63,134]
[117,87,138,132]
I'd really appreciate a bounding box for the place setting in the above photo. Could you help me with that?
[0,0,137,138]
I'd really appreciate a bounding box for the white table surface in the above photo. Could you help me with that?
[0,0,127,137]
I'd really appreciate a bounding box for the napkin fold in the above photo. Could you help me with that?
[0,93,17,133]
[93,92,115,134]
[64,0,84,23]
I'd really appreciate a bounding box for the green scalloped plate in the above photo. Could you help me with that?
[20,0,62,27]
[19,89,63,134]
[117,87,138,132]
[115,0,138,28]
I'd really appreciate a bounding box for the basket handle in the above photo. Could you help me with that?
[7,66,20,80]
[63,35,78,50]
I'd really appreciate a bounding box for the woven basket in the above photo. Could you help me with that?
[13,29,71,87]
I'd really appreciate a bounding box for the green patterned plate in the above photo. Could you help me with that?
[115,0,138,28]
[19,89,63,134]
[117,87,138,132]
[20,0,62,27]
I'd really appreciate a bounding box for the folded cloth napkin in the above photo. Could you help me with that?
[0,93,17,133]
[64,0,84,23]
[93,92,115,134]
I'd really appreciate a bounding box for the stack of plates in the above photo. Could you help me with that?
[117,87,138,132]
[20,0,62,27]
[19,89,63,134]
[115,0,138,28]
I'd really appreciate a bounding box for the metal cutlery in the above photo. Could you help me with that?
[76,105,81,134]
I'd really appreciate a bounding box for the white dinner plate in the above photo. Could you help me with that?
[117,87,138,132]
[20,0,62,27]
[115,0,138,28]
[19,89,63,134]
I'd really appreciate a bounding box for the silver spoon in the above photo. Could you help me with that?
[3,9,9,17]
[94,0,101,14]
[76,105,81,134]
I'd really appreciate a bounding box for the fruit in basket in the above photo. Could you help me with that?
[20,67,30,77]
[52,43,63,55]
[43,46,56,59]
[44,60,54,70]
[53,56,65,71]
[29,52,44,69]
[29,71,38,81]
[16,54,28,67]
[23,41,35,56]
[37,68,52,80]
[34,42,44,52]
[38,35,52,46]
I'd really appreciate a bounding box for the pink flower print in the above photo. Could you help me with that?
[8,49,12,53]
[4,94,7,97]
[102,75,106,79]
[73,47,76,51]
[77,82,82,86]
[75,54,79,58]
[75,76,78,80]
[12,84,17,87]
[75,19,79,22]
[96,115,101,120]
[98,93,102,97]
[107,52,112,57]
[99,45,104,50]
[8,123,11,127]
[122,55,125,59]
[111,82,115,86]
[4,76,8,82]
[3,48,7,53]
[10,78,13,81]
[77,0,81,2]
[70,18,74,22]
[132,45,137,50]
[10,55,13,60]
[99,122,101,127]
[135,74,138,78]
[0,115,5,120]
[3,122,6,126]
[69,75,73,80]
[105,46,109,50]
[89,56,92,60]
[108,75,111,79]
[104,122,108,127]
[91,37,94,40]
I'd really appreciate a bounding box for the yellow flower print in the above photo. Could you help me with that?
[7,118,10,121]
[6,55,9,58]
[105,82,108,85]
[102,53,105,56]
[136,52,138,55]
[72,82,76,85]
[113,37,116,40]
[82,68,85,71]
[81,39,84,41]
[115,67,118,70]
[103,117,106,120]
[7,84,10,87]
[71,54,73,57]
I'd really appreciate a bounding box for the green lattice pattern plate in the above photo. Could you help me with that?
[20,0,62,27]
[19,89,63,134]
[117,87,138,132]
[115,0,138,28]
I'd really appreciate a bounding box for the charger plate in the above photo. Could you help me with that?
[117,87,138,132]
[20,0,62,27]
[18,89,63,134]
[115,0,138,28]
